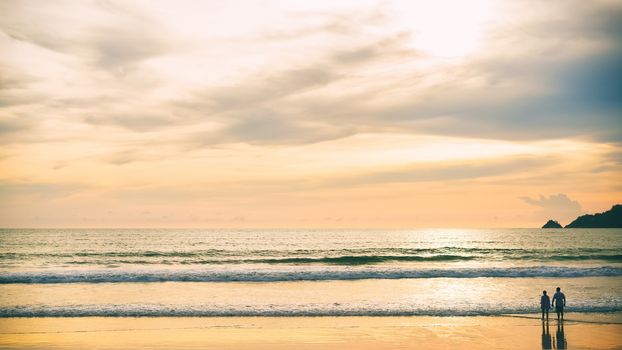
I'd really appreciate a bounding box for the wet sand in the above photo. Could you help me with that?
[0,315,621,349]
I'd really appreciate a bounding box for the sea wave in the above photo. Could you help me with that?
[1,305,621,317]
[2,248,621,265]
[1,266,620,284]
[216,255,475,264]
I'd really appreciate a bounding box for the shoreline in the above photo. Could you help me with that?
[1,314,621,349]
[1,313,622,322]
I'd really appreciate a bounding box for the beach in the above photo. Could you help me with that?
[1,315,621,349]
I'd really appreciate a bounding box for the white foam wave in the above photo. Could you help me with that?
[1,305,620,317]
[1,266,620,284]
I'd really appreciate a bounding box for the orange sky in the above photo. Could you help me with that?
[1,0,620,228]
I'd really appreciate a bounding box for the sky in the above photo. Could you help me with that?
[0,0,620,228]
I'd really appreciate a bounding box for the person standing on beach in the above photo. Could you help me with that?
[540,290,551,320]
[552,287,566,320]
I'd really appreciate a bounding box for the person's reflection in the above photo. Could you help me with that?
[553,320,567,349]
[541,320,552,349]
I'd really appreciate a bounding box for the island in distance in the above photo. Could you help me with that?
[542,220,563,228]
[542,204,622,228]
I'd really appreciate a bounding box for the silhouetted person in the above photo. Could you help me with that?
[541,320,552,349]
[552,287,566,320]
[540,290,551,320]
[554,321,567,349]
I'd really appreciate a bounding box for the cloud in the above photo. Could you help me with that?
[403,3,622,142]
[408,48,622,142]
[182,33,413,116]
[104,149,139,166]
[260,7,387,41]
[89,27,169,74]
[86,154,554,205]
[1,1,170,74]
[331,156,552,188]
[179,0,622,147]
[84,113,180,132]
[0,117,31,136]
[0,181,88,198]
[330,32,413,64]
[0,64,42,107]
[3,0,618,149]
[208,112,356,146]
[294,2,622,144]
[0,117,36,144]
[170,34,414,145]
[197,66,340,113]
[521,193,583,224]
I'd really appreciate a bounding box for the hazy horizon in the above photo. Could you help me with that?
[1,0,621,228]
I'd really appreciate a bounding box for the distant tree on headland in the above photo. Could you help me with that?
[564,204,622,228]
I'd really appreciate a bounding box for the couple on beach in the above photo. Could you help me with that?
[540,287,566,321]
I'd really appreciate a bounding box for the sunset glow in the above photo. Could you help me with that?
[1,0,620,228]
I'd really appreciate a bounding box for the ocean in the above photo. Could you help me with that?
[1,228,621,317]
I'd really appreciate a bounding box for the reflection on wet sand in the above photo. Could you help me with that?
[541,320,552,349]
[554,321,567,349]
[541,320,568,349]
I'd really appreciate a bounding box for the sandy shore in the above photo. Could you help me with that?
[0,315,621,349]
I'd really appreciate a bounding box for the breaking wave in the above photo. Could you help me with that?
[1,266,620,284]
[2,305,621,317]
